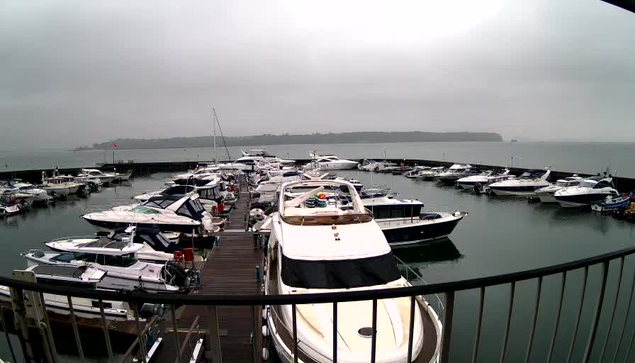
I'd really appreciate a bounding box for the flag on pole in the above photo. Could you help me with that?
[113,143,118,148]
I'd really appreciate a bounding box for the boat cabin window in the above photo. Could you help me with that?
[92,301,112,309]
[98,253,137,267]
[593,181,612,189]
[131,206,161,214]
[177,199,206,220]
[281,253,401,289]
[579,180,598,188]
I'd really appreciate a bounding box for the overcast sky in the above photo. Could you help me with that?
[1,0,634,149]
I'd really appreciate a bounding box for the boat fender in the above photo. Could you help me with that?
[262,325,269,337]
[262,348,269,361]
[262,308,267,321]
[173,251,184,262]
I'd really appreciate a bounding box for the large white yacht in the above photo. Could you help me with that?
[22,240,192,293]
[77,169,117,184]
[554,176,619,208]
[82,194,214,234]
[235,149,295,166]
[304,153,359,171]
[263,180,442,363]
[534,175,584,203]
[456,169,513,190]
[488,169,551,196]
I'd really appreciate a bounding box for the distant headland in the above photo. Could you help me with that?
[75,131,503,150]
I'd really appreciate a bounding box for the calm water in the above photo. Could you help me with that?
[1,167,635,361]
[4,141,635,177]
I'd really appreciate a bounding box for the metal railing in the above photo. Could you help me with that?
[2,246,635,362]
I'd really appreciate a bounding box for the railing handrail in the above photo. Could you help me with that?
[3,246,635,305]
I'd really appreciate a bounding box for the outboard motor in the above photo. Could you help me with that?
[249,208,266,228]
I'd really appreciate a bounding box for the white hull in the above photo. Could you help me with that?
[489,189,537,196]
[537,192,557,203]
[556,200,588,208]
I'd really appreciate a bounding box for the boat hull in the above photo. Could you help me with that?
[377,213,465,248]
[555,193,614,208]
[82,217,202,234]
[489,185,545,196]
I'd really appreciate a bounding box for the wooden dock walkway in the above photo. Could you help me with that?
[158,184,264,363]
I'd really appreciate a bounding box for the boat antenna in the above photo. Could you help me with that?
[213,109,233,162]
[212,109,218,165]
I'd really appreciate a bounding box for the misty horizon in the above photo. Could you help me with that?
[1,1,634,150]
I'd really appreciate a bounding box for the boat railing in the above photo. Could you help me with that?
[3,246,635,362]
[394,255,445,321]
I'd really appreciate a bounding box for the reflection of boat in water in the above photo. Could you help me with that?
[392,238,463,265]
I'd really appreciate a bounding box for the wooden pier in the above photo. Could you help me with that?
[155,183,264,363]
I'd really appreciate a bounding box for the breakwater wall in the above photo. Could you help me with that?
[3,159,635,192]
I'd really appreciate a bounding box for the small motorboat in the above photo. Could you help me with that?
[0,201,24,217]
[535,175,584,203]
[404,166,431,178]
[554,176,619,208]
[489,169,551,196]
[456,169,513,191]
[417,166,445,181]
[591,194,631,213]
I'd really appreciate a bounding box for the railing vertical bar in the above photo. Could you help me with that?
[132,302,147,363]
[624,323,635,363]
[99,299,115,363]
[171,304,183,363]
[547,271,567,363]
[567,266,589,363]
[582,261,610,363]
[0,307,18,363]
[371,299,378,363]
[440,291,455,363]
[524,277,543,363]
[500,281,516,363]
[599,257,624,362]
[471,287,485,363]
[66,296,85,363]
[333,302,337,363]
[612,263,635,363]
[407,296,416,363]
[38,292,58,362]
[292,304,298,363]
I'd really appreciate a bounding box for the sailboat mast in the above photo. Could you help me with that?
[213,108,218,165]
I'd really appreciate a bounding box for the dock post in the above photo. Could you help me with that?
[205,306,223,363]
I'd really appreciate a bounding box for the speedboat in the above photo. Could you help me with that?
[82,194,214,234]
[45,227,184,263]
[263,180,442,363]
[3,180,52,204]
[436,164,476,186]
[404,166,431,178]
[0,201,23,217]
[23,264,106,288]
[133,183,224,213]
[22,241,192,293]
[554,176,619,208]
[456,169,513,191]
[362,194,466,248]
[489,169,551,196]
[77,169,117,184]
[417,167,445,181]
[534,175,584,203]
[172,166,223,186]
[358,159,380,171]
[304,153,359,170]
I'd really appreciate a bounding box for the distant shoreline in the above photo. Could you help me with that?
[75,131,503,151]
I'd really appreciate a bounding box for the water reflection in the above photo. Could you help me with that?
[393,238,463,265]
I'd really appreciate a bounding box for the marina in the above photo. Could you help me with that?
[0,151,634,362]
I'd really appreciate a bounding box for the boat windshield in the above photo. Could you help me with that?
[131,206,161,214]
[281,253,401,289]
[578,181,597,188]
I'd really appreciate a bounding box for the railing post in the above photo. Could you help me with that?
[171,304,183,363]
[500,282,516,363]
[66,296,85,363]
[440,291,455,363]
[524,277,542,363]
[547,271,567,363]
[472,287,485,363]
[599,257,624,362]
[292,304,298,363]
[0,307,18,363]
[582,261,610,363]
[132,301,147,363]
[612,265,635,363]
[99,299,115,363]
[333,302,338,363]
[371,299,378,363]
[407,296,416,363]
[567,267,589,363]
[205,306,223,363]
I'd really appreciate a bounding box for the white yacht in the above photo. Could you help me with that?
[133,183,223,213]
[404,166,431,178]
[554,176,619,208]
[78,169,117,184]
[456,169,513,190]
[435,164,476,185]
[235,149,295,166]
[3,180,52,204]
[264,180,442,363]
[22,241,192,293]
[41,171,78,197]
[304,153,359,170]
[535,175,584,203]
[358,159,380,171]
[45,227,185,264]
[489,169,551,196]
[417,167,445,181]
[172,166,223,186]
[82,194,214,234]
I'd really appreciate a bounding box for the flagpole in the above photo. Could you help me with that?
[213,109,218,165]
